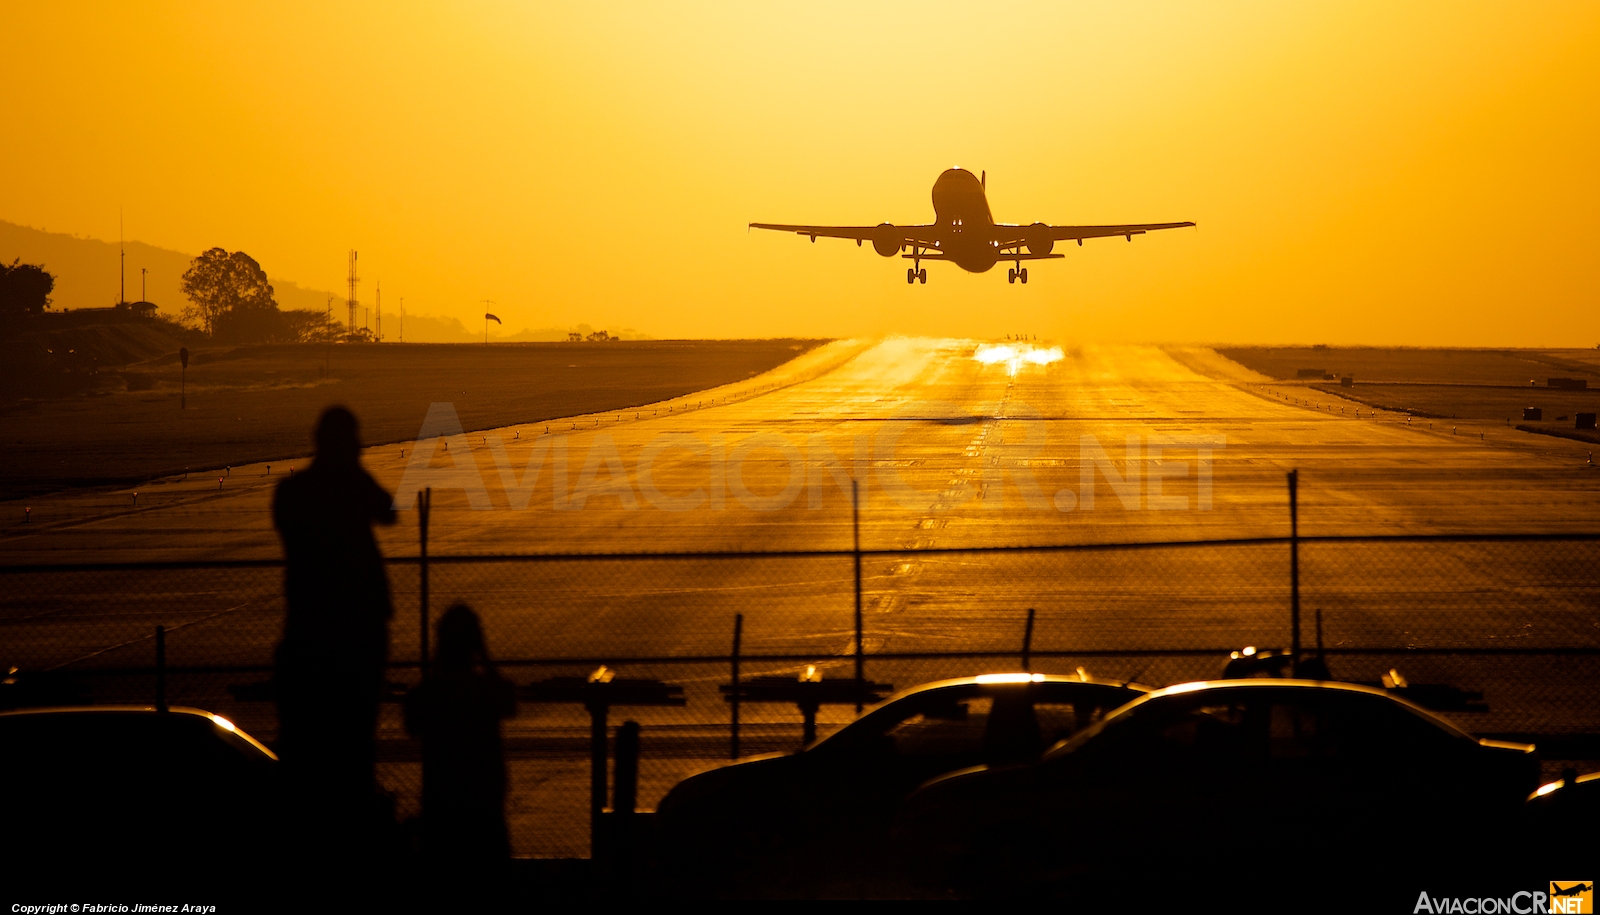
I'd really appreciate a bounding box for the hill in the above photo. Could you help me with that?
[0,221,655,342]
[0,220,337,319]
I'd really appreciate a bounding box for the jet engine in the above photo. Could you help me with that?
[1026,223,1055,256]
[873,224,901,257]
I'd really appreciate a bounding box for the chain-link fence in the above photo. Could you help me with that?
[5,533,1600,857]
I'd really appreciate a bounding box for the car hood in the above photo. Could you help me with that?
[658,751,799,812]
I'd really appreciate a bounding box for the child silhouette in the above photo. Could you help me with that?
[404,603,517,866]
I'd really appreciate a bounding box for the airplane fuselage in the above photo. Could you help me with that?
[930,168,1002,273]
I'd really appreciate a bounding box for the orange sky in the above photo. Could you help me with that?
[3,1,1596,344]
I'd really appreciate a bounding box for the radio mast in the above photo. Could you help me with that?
[346,250,359,332]
[375,281,382,340]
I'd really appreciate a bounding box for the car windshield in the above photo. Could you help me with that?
[884,696,995,758]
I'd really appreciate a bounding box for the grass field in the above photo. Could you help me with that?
[0,339,825,500]
[1216,346,1600,386]
[1219,345,1600,443]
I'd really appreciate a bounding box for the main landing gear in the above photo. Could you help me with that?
[1007,267,1029,284]
[906,266,927,284]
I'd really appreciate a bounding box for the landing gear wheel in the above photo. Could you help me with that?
[1007,268,1016,284]
[907,268,916,284]
[917,269,927,284]
[1020,268,1028,284]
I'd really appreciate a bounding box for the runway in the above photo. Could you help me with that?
[9,338,1598,560]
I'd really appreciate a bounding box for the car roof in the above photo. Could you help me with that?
[1042,678,1474,761]
[1,703,215,717]
[867,672,1150,709]
[0,705,278,760]
[1143,678,1457,717]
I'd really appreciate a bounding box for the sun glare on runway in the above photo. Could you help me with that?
[973,343,1065,376]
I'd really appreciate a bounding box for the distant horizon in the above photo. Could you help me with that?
[12,211,1600,350]
[6,209,1593,348]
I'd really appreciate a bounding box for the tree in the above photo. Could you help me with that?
[180,248,278,337]
[0,259,55,316]
[213,302,291,343]
[282,308,341,343]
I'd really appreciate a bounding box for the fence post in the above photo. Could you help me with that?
[611,719,641,879]
[614,720,640,813]
[730,613,742,760]
[155,624,167,714]
[853,479,864,712]
[1022,607,1035,672]
[419,487,431,681]
[1288,470,1301,664]
[588,695,609,858]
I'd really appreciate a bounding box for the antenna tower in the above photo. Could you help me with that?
[375,281,382,340]
[347,250,359,332]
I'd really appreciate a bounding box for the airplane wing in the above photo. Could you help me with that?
[1046,222,1194,242]
[749,223,940,247]
[991,221,1194,247]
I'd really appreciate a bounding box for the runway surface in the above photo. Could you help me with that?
[9,337,1599,553]
[6,339,1600,853]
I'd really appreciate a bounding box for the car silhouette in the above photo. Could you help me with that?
[0,705,284,890]
[655,672,1149,897]
[891,679,1539,899]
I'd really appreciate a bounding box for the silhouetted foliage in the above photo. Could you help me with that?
[283,307,341,343]
[213,301,291,344]
[179,248,278,338]
[0,259,55,316]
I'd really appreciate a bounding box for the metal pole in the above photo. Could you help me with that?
[611,719,641,877]
[589,699,607,859]
[419,487,431,681]
[730,613,742,760]
[155,625,167,713]
[1288,470,1301,663]
[614,721,640,813]
[1022,607,1036,671]
[853,479,864,712]
[325,295,333,373]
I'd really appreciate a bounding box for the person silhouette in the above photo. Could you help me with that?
[404,603,517,869]
[272,406,397,849]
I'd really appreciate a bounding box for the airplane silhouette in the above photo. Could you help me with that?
[750,167,1194,284]
[1552,883,1593,897]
